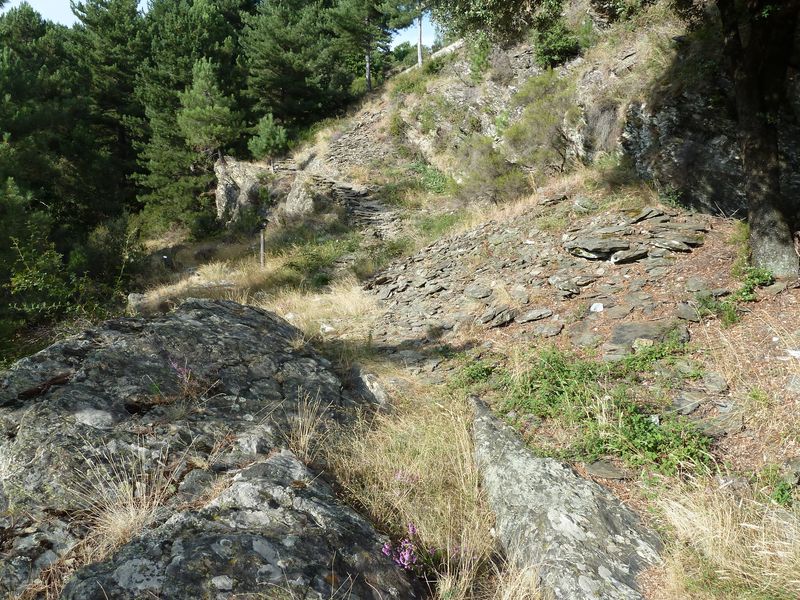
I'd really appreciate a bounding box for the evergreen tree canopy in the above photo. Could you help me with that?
[178,57,242,157]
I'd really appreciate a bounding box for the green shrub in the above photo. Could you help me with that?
[504,69,577,178]
[467,33,491,82]
[409,162,455,194]
[388,111,407,138]
[530,0,580,68]
[501,344,712,474]
[457,134,531,203]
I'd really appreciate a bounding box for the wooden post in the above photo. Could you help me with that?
[260,228,265,268]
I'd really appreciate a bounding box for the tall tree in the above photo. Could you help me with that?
[70,0,147,213]
[135,0,254,234]
[177,58,242,159]
[333,0,414,91]
[242,0,355,128]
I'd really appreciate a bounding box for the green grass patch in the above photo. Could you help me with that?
[695,265,773,326]
[460,340,713,475]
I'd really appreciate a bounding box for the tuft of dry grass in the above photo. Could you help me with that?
[284,391,333,464]
[251,276,380,340]
[325,372,500,599]
[489,563,542,600]
[660,481,800,598]
[16,442,180,600]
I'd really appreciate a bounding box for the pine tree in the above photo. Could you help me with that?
[248,113,288,171]
[242,0,354,129]
[333,0,415,91]
[178,58,242,159]
[70,0,147,212]
[135,0,253,234]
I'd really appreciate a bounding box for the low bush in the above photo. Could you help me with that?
[504,69,578,180]
[457,135,531,203]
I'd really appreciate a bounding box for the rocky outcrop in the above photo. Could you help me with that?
[214,156,272,224]
[472,398,661,600]
[0,299,417,598]
[368,205,712,345]
[278,172,401,239]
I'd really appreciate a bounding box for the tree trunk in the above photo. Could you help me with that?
[365,46,372,91]
[365,16,372,92]
[717,0,800,278]
[417,4,423,68]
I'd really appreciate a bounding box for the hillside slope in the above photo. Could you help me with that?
[3,1,800,598]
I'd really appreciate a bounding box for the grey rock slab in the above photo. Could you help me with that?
[676,302,701,322]
[670,391,708,415]
[516,308,553,323]
[0,299,410,596]
[610,247,649,264]
[565,237,630,259]
[685,277,708,293]
[605,304,634,320]
[585,460,631,480]
[465,282,494,299]
[702,372,729,394]
[603,321,688,360]
[62,452,419,600]
[472,399,661,600]
[532,321,564,338]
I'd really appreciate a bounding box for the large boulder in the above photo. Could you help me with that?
[472,399,661,600]
[214,156,271,224]
[0,299,418,599]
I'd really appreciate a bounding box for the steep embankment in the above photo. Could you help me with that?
[4,1,800,598]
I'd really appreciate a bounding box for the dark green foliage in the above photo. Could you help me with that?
[504,69,578,178]
[457,135,531,203]
[248,113,288,162]
[177,58,242,156]
[431,0,534,41]
[242,0,355,129]
[134,0,253,235]
[467,32,491,81]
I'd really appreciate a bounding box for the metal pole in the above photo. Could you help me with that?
[260,228,264,268]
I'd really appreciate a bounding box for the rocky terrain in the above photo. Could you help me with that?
[0,301,417,599]
[5,3,800,599]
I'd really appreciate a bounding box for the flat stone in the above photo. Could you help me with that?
[478,305,516,328]
[605,304,633,320]
[516,308,553,323]
[565,237,630,259]
[510,285,530,304]
[676,302,700,322]
[472,399,661,600]
[763,281,787,296]
[686,277,708,293]
[465,282,493,299]
[627,207,664,224]
[702,372,729,394]
[610,247,649,264]
[671,391,707,415]
[603,321,688,359]
[532,322,564,338]
[650,238,692,252]
[585,460,630,480]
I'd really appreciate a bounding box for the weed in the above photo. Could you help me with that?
[495,344,712,474]
[388,111,407,138]
[468,33,491,83]
[283,391,332,464]
[417,212,464,239]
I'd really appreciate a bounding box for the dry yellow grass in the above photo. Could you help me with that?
[660,481,800,598]
[250,276,381,340]
[16,443,181,600]
[283,391,333,464]
[324,369,501,599]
